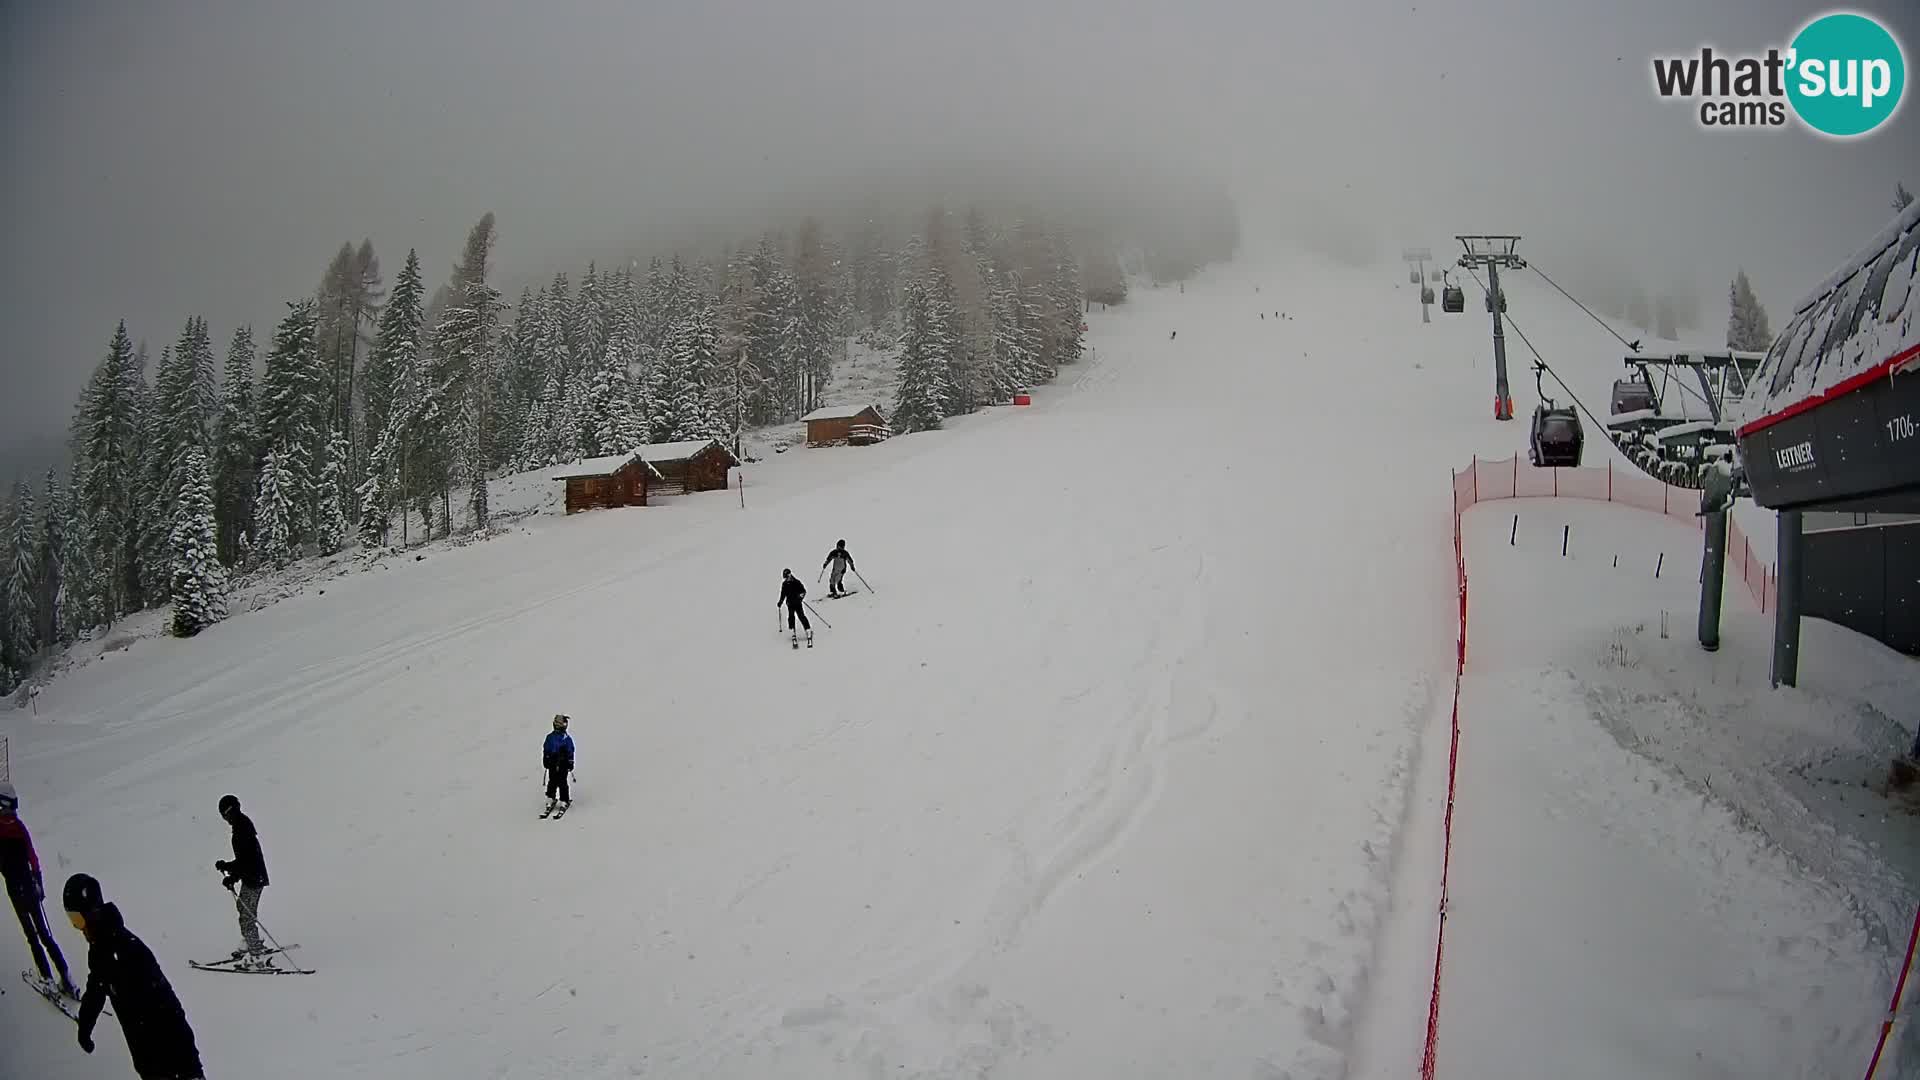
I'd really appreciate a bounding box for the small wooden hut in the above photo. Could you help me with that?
[637,439,740,495]
[801,403,891,447]
[553,452,660,515]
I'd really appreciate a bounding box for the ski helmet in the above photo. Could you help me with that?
[783,568,792,577]
[0,781,16,813]
[62,873,103,915]
[836,539,846,548]
[553,713,569,729]
[218,794,240,817]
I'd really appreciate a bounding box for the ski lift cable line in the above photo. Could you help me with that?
[1463,267,1610,438]
[1527,260,1643,354]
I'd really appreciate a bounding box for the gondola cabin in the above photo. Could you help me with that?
[1408,270,1421,284]
[1420,286,1436,305]
[1610,378,1657,415]
[1441,286,1465,313]
[1529,405,1584,467]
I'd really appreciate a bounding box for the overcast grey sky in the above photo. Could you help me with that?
[4,0,1916,470]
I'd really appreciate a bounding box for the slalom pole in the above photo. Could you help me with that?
[852,568,876,594]
[802,599,831,629]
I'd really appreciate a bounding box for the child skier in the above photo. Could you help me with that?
[0,782,79,999]
[64,873,205,1079]
[778,568,811,645]
[821,540,857,597]
[213,794,270,962]
[543,715,575,815]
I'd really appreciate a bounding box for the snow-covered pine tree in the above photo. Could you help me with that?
[362,249,425,464]
[892,277,951,433]
[313,429,351,554]
[652,300,724,442]
[33,469,62,650]
[212,327,258,565]
[70,322,145,622]
[2,482,39,679]
[257,299,325,544]
[1047,229,1085,366]
[1726,270,1774,352]
[587,302,645,455]
[713,250,764,453]
[1654,294,1679,340]
[253,447,297,569]
[572,263,609,378]
[430,213,502,531]
[494,286,539,466]
[131,347,174,610]
[167,445,227,637]
[52,470,99,641]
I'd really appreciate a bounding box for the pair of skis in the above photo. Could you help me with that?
[189,943,312,975]
[791,628,814,649]
[19,970,93,1020]
[539,801,571,819]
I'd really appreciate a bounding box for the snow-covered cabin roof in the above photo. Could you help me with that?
[637,439,738,465]
[550,452,663,480]
[1736,200,1920,430]
[800,403,884,422]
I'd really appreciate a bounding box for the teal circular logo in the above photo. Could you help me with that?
[1787,12,1906,137]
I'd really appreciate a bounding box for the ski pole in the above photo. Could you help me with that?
[816,566,825,585]
[852,568,876,594]
[802,599,831,629]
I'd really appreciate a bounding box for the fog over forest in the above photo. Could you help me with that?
[3,0,1916,475]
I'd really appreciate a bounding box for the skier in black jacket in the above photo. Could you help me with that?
[213,794,270,960]
[63,873,204,1080]
[777,568,811,642]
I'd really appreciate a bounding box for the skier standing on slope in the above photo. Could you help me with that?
[821,540,857,597]
[778,568,811,643]
[1,782,79,998]
[213,794,269,961]
[543,715,575,814]
[63,873,205,1080]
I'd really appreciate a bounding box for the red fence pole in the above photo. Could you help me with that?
[1863,905,1920,1079]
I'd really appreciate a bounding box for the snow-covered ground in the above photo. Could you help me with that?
[1439,498,1916,1078]
[2,247,1914,1079]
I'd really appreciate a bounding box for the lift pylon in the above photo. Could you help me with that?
[1456,235,1525,420]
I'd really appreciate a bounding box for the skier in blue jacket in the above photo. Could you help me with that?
[543,715,575,814]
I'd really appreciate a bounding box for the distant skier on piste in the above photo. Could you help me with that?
[213,794,269,961]
[779,568,812,644]
[821,540,857,597]
[64,873,205,1080]
[543,715,575,816]
[1,781,79,999]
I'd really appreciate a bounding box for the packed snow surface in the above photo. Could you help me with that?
[4,255,1914,1079]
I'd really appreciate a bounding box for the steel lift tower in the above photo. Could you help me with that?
[1456,235,1524,420]
[1402,247,1434,323]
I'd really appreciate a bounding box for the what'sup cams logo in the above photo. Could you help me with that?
[1651,11,1906,137]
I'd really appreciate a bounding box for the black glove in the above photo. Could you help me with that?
[215,859,230,873]
[78,1029,94,1053]
[223,875,238,891]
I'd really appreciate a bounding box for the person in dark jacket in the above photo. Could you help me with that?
[821,540,857,598]
[63,873,204,1080]
[0,782,78,997]
[777,568,811,640]
[213,794,269,959]
[543,714,575,812]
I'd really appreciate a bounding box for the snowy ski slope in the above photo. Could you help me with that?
[3,250,1911,1078]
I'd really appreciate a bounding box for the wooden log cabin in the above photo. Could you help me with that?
[553,452,661,515]
[800,403,891,447]
[637,439,740,495]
